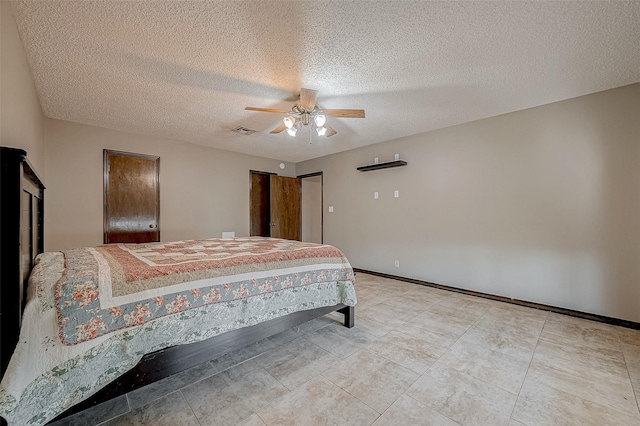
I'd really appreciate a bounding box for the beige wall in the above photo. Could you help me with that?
[302,175,322,244]
[44,118,295,251]
[1,2,45,172]
[297,84,640,322]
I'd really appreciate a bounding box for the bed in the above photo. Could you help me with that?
[0,147,356,426]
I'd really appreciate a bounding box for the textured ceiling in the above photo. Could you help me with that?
[11,1,640,162]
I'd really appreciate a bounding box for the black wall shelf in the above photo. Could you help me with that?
[357,160,407,172]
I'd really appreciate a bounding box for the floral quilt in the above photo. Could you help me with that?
[0,240,356,425]
[57,237,354,344]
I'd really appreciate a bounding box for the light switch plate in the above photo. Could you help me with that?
[374,191,379,199]
[394,190,399,198]
[374,157,379,164]
[328,206,334,212]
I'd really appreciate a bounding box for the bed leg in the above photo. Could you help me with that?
[338,306,354,328]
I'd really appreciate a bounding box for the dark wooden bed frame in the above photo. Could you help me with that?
[0,147,354,425]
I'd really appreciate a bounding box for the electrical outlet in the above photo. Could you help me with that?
[394,260,400,268]
[374,157,379,164]
[394,153,400,161]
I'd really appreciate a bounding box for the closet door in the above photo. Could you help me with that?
[104,150,160,244]
[270,175,301,240]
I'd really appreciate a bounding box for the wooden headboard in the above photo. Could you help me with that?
[0,147,45,377]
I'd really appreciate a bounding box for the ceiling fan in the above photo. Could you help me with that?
[245,88,365,138]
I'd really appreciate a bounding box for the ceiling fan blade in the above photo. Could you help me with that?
[270,123,287,134]
[323,109,365,118]
[298,88,318,111]
[323,124,337,137]
[245,107,290,114]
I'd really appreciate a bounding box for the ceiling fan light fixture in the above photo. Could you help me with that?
[245,88,365,139]
[283,115,295,129]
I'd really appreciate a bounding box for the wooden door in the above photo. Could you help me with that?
[104,150,160,244]
[270,175,301,240]
[250,172,271,237]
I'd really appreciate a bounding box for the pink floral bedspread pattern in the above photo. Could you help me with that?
[101,237,349,296]
[56,238,354,345]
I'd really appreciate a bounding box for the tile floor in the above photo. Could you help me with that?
[52,273,640,426]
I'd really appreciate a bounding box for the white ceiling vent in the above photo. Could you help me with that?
[232,126,257,135]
